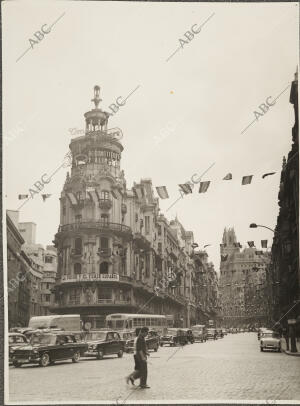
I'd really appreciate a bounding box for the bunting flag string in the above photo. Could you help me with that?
[42,194,51,202]
[179,183,193,194]
[18,194,29,200]
[156,186,169,199]
[261,240,268,248]
[242,175,253,185]
[262,172,276,179]
[204,244,211,248]
[199,181,210,193]
[247,241,255,248]
[223,173,232,180]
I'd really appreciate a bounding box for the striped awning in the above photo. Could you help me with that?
[87,189,100,204]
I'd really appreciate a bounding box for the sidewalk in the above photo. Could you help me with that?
[280,338,300,356]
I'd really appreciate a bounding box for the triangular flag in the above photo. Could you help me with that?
[261,240,268,248]
[199,181,210,193]
[156,186,169,199]
[18,194,29,200]
[42,194,51,202]
[223,173,232,180]
[247,241,255,248]
[179,184,193,194]
[204,244,211,248]
[262,172,276,179]
[242,175,253,185]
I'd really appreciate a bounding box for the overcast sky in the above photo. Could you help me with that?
[3,1,298,273]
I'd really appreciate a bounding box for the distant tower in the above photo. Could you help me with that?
[220,227,240,257]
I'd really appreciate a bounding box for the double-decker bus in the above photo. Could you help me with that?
[105,313,167,335]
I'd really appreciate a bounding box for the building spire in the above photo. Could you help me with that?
[91,85,102,109]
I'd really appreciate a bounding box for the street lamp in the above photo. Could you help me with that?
[249,223,275,233]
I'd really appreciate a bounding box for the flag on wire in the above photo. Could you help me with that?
[262,172,276,179]
[199,181,210,193]
[261,240,268,248]
[18,194,29,200]
[156,186,169,199]
[234,242,242,248]
[191,243,199,249]
[221,254,228,261]
[242,175,253,185]
[223,173,232,180]
[67,192,78,206]
[247,241,255,248]
[204,244,211,248]
[179,183,193,194]
[42,194,51,202]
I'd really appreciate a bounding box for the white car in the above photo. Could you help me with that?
[260,331,281,352]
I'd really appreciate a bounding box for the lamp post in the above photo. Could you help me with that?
[249,223,275,233]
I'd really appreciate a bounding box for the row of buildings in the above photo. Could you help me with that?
[7,211,57,328]
[218,71,299,341]
[7,86,220,330]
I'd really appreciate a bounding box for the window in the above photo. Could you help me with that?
[45,256,53,264]
[63,206,66,215]
[101,190,110,200]
[75,214,82,223]
[113,332,120,340]
[107,332,114,341]
[158,225,162,236]
[101,214,109,225]
[45,294,50,302]
[100,262,109,274]
[74,263,82,274]
[75,238,82,254]
[145,216,150,234]
[98,287,112,299]
[100,237,109,249]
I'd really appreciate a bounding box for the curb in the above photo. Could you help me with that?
[283,350,300,357]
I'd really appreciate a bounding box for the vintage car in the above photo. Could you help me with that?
[9,333,28,364]
[12,332,88,367]
[260,331,281,352]
[160,328,188,347]
[84,330,125,359]
[119,330,135,353]
[216,328,224,338]
[127,329,160,352]
[206,328,217,340]
[222,328,228,335]
[258,327,268,340]
[181,329,194,344]
[191,325,207,342]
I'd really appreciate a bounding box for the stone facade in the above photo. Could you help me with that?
[219,227,271,327]
[51,86,219,329]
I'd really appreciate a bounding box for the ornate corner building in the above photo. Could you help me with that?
[51,86,219,329]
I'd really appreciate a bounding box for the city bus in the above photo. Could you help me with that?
[105,314,167,335]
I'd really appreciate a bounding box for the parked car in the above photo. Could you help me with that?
[216,328,224,338]
[260,331,281,352]
[84,330,124,359]
[191,325,207,342]
[12,332,87,367]
[206,328,217,340]
[222,328,228,335]
[258,327,268,340]
[119,331,135,353]
[9,333,28,364]
[160,328,188,346]
[181,329,194,344]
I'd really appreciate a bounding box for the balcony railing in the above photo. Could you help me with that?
[97,248,112,257]
[59,221,132,235]
[99,199,113,210]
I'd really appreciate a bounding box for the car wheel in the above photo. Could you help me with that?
[72,350,80,363]
[39,353,50,367]
[117,349,123,358]
[13,361,22,368]
[260,347,263,352]
[96,350,104,360]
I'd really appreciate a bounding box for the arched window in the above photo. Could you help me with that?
[101,214,109,226]
[100,262,109,275]
[75,238,82,254]
[100,237,109,249]
[74,263,82,274]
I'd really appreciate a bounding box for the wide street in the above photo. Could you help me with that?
[9,332,300,403]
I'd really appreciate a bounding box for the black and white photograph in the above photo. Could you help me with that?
[2,0,300,404]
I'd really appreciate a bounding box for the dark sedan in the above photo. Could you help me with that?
[84,330,125,359]
[12,333,87,367]
[9,333,28,364]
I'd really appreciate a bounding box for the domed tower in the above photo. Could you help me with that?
[52,86,133,329]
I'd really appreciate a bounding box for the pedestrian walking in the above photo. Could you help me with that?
[126,328,141,386]
[126,327,150,389]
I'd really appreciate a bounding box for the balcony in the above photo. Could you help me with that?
[133,232,151,250]
[50,298,133,310]
[99,199,113,210]
[58,221,132,237]
[71,249,82,258]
